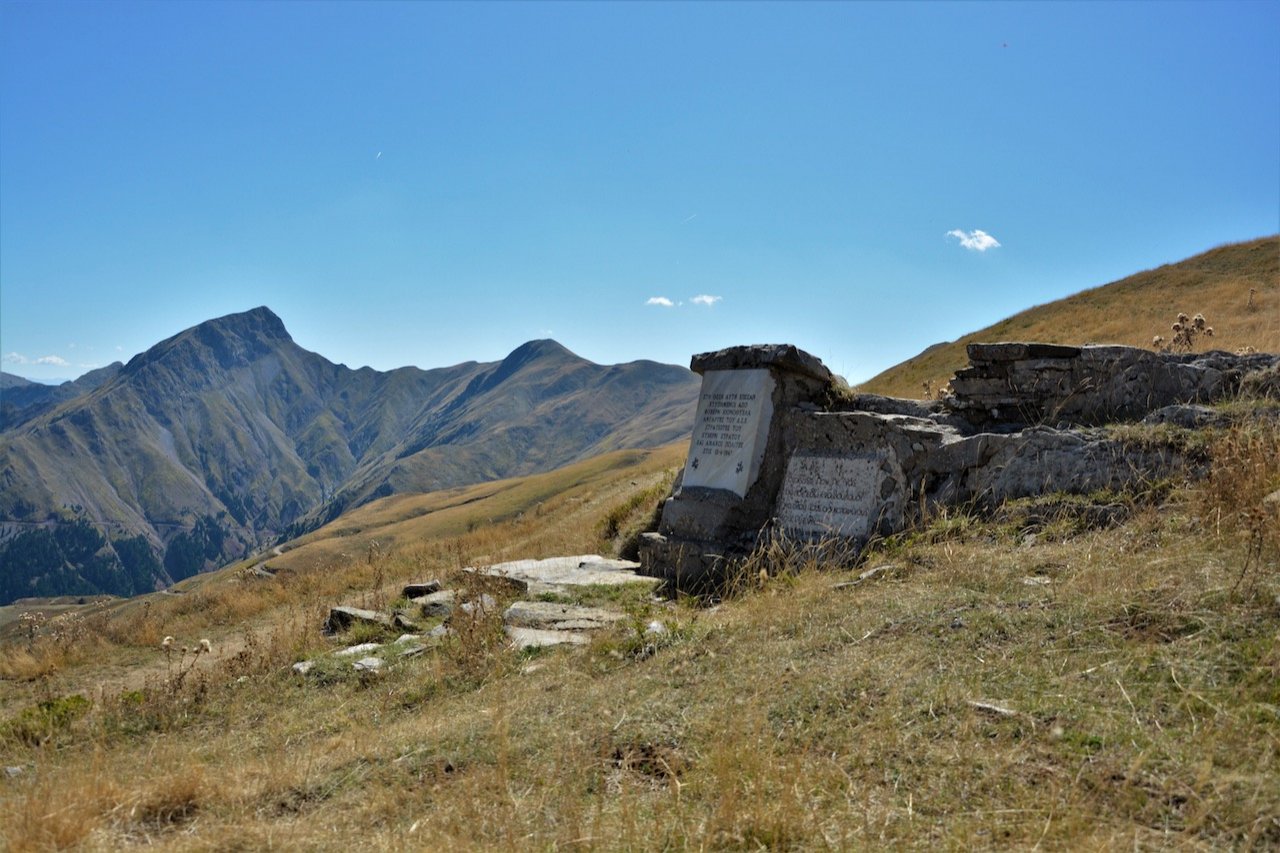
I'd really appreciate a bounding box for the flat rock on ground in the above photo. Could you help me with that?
[505,626,591,650]
[503,600,626,631]
[326,606,393,633]
[413,589,456,617]
[467,555,662,595]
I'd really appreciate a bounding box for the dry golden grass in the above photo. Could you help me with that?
[1,424,1276,850]
[862,236,1279,398]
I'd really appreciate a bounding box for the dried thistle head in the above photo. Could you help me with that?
[1205,327,1214,337]
[1193,313,1206,329]
[199,638,213,654]
[1177,312,1190,324]
[162,636,174,649]
[1152,335,1165,348]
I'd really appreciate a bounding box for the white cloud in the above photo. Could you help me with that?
[691,294,722,306]
[646,296,675,307]
[3,352,70,367]
[946,229,1001,252]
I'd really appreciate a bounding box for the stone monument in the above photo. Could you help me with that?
[638,344,834,590]
[640,339,1279,594]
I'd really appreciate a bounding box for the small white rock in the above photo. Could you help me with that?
[292,661,315,676]
[335,642,383,657]
[353,656,384,672]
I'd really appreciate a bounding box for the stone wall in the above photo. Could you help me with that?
[946,342,1277,428]
[639,342,1278,590]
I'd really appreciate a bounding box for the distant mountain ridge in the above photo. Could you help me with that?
[1,362,124,431]
[0,308,699,602]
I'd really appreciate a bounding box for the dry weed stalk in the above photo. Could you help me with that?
[1196,419,1280,598]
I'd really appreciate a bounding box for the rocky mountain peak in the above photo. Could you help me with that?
[121,306,294,378]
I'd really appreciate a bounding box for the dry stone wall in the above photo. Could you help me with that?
[639,342,1278,590]
[948,343,1277,428]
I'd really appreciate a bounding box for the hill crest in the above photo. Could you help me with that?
[859,236,1278,398]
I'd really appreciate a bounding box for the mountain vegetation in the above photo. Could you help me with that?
[860,235,1279,398]
[0,309,698,603]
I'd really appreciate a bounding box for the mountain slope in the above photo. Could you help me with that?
[859,236,1279,398]
[0,363,122,431]
[0,308,698,602]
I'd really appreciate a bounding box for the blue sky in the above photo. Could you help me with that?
[2,1,1276,384]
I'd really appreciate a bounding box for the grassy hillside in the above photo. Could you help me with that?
[861,236,1279,399]
[1,410,1277,848]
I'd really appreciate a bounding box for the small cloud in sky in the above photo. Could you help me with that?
[646,296,675,307]
[3,352,69,367]
[691,294,722,306]
[946,229,1001,252]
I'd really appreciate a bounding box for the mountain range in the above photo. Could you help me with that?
[0,307,699,602]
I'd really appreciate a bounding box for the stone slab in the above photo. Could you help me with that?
[967,342,1081,362]
[325,606,393,633]
[402,580,441,598]
[505,626,590,650]
[468,555,661,591]
[414,590,456,617]
[503,600,625,631]
[335,642,384,657]
[682,369,775,497]
[776,453,885,539]
[690,343,833,382]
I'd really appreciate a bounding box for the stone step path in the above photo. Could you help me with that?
[301,556,654,673]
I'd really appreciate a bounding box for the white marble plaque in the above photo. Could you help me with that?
[777,453,882,539]
[682,369,775,497]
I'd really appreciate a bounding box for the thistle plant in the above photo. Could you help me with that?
[1152,312,1214,353]
[160,635,212,692]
